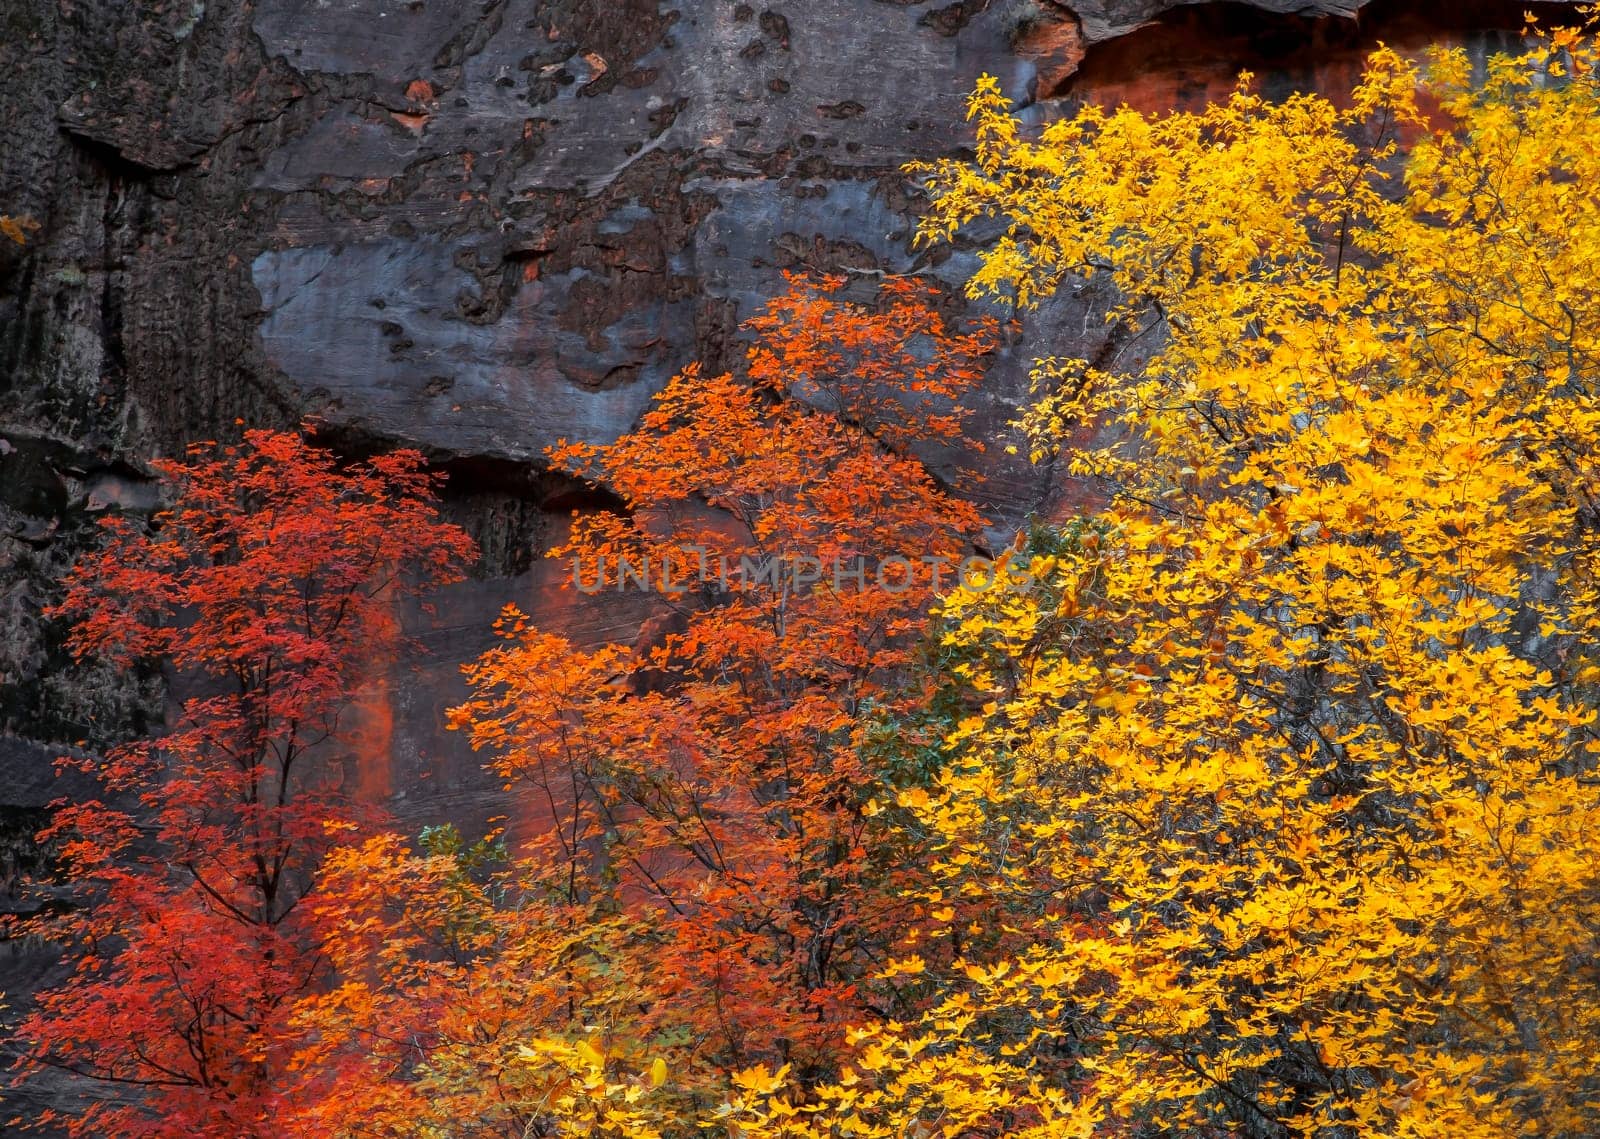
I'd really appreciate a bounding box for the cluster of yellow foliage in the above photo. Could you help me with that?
[728,25,1600,1139]
[282,829,682,1137]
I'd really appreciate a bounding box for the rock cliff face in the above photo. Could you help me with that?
[0,0,1569,1104]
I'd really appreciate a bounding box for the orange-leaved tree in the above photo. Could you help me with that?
[6,429,473,1137]
[284,274,999,1134]
[524,275,995,1083]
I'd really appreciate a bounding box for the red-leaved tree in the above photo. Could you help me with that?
[7,429,474,1137]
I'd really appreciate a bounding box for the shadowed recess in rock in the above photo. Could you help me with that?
[1057,0,1576,108]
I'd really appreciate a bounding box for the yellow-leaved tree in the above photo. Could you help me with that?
[727,24,1600,1139]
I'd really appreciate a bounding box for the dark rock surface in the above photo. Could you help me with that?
[0,0,1576,1116]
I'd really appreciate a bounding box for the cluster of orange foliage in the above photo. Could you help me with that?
[279,276,997,1135]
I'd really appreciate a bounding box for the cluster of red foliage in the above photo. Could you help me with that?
[8,433,474,1136]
